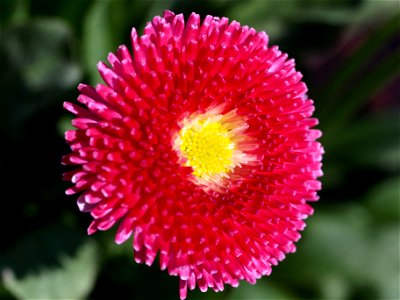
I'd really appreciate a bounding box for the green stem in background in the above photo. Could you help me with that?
[322,47,399,148]
[319,15,399,147]
[324,16,399,113]
[10,0,30,23]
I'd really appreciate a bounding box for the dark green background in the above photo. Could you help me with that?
[1,0,399,299]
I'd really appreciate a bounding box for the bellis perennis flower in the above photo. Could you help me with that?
[63,10,323,299]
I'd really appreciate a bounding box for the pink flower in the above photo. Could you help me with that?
[63,10,323,299]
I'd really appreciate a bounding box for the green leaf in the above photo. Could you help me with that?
[274,204,373,298]
[82,0,117,85]
[323,48,399,139]
[0,0,29,24]
[319,15,400,138]
[82,0,170,85]
[365,225,400,299]
[57,114,74,137]
[225,0,291,40]
[318,274,350,300]
[137,0,174,34]
[0,18,82,137]
[1,224,99,299]
[274,203,400,299]
[225,0,397,40]
[54,0,92,31]
[189,288,225,300]
[1,18,81,91]
[304,205,372,279]
[319,162,346,190]
[352,0,400,24]
[227,280,296,300]
[366,177,400,221]
[323,112,399,171]
[189,279,296,300]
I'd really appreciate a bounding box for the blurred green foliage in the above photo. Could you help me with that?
[2,225,98,299]
[0,0,399,299]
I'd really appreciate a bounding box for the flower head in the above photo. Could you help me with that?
[63,10,323,299]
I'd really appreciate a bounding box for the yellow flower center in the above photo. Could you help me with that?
[179,120,234,178]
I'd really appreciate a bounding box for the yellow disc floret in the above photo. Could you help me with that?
[179,120,234,178]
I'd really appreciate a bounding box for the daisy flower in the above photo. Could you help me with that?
[63,10,323,299]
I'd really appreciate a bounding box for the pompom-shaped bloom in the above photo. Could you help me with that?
[63,11,323,299]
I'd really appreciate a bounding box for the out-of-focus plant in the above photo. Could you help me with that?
[0,0,398,299]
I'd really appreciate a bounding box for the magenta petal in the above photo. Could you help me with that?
[63,10,323,300]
